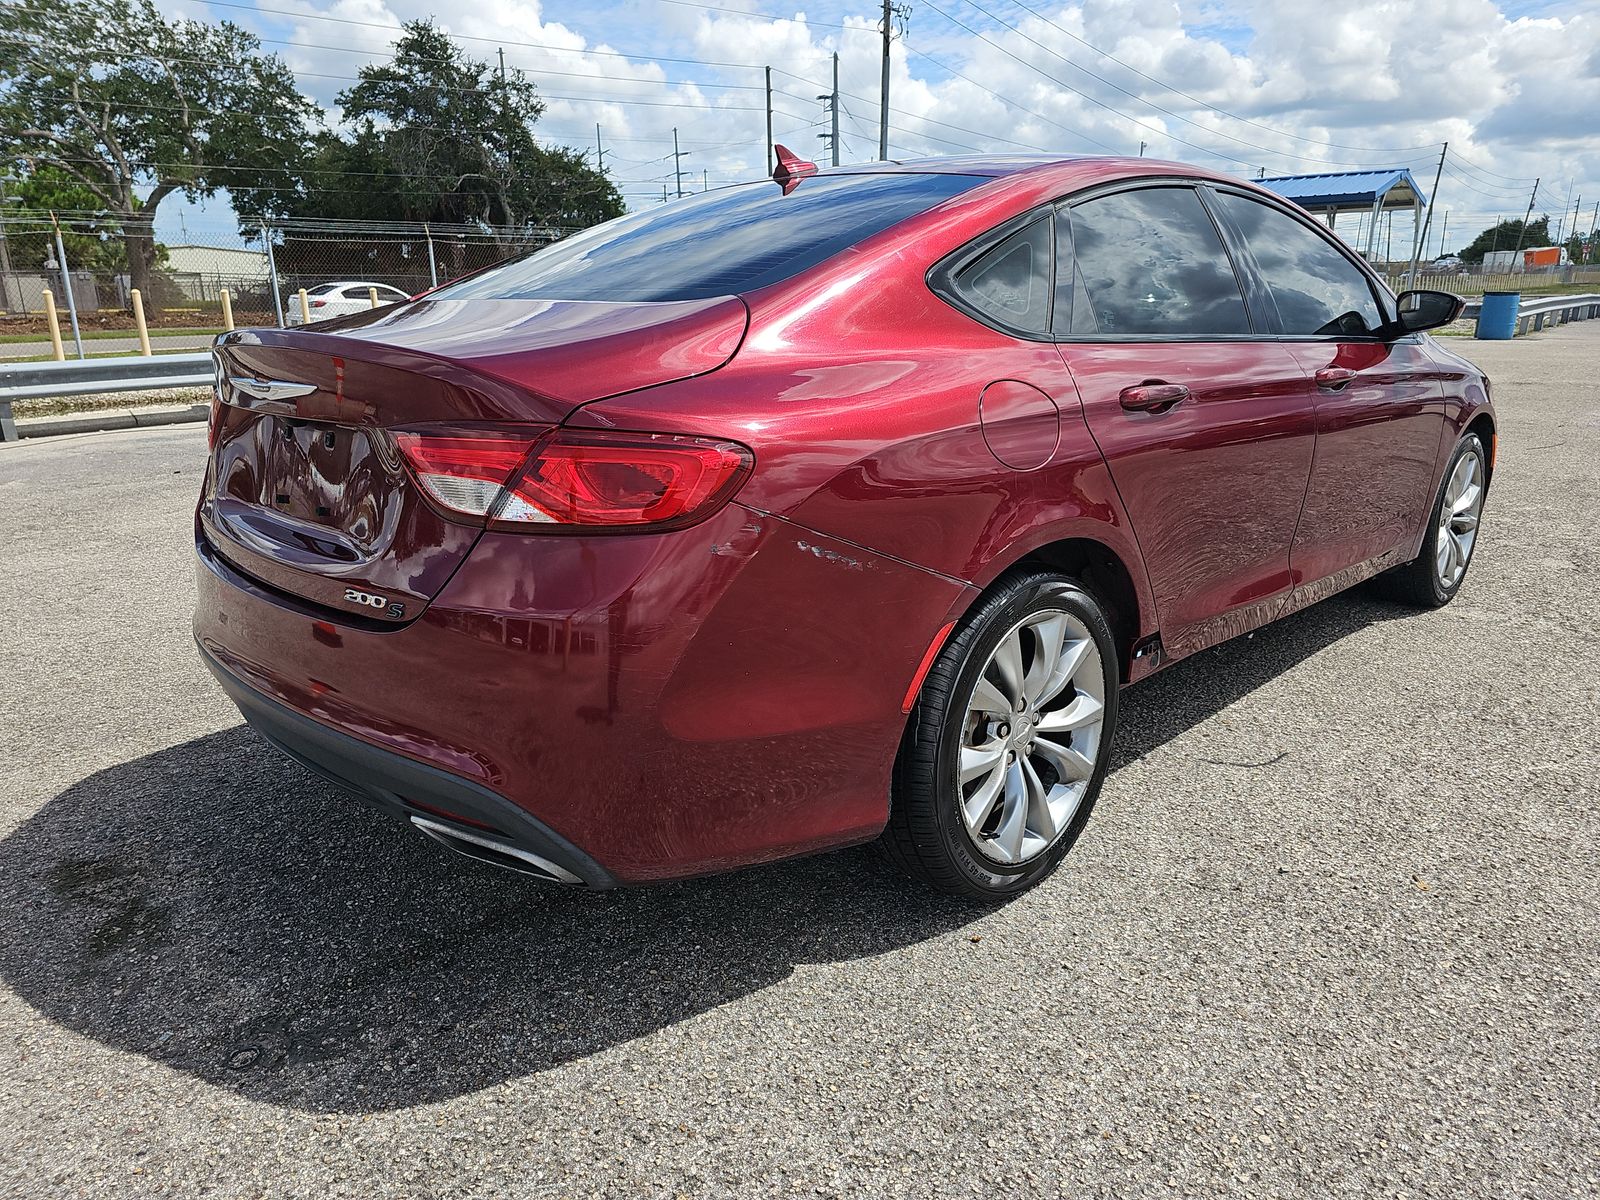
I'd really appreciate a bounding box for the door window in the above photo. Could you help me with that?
[1066,187,1250,337]
[1212,192,1384,336]
[946,215,1053,336]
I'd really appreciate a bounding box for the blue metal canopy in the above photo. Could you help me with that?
[1258,169,1427,213]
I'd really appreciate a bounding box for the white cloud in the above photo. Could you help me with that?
[157,0,1600,249]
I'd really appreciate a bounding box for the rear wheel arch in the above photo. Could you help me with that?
[966,536,1146,684]
[1466,411,1496,483]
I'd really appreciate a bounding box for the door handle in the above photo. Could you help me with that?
[1119,382,1189,413]
[1314,366,1358,391]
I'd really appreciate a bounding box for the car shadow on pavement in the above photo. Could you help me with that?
[0,590,1407,1114]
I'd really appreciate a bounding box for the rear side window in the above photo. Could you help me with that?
[1067,187,1250,337]
[435,173,984,303]
[1212,192,1384,336]
[946,215,1053,336]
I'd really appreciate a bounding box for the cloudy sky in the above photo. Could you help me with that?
[153,0,1600,257]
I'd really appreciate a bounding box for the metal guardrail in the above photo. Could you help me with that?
[1459,293,1600,335]
[0,351,214,441]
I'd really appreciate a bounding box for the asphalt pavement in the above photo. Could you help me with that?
[1,326,1596,1198]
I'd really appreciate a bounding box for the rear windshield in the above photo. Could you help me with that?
[434,172,985,303]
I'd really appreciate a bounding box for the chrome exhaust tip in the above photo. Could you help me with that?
[409,814,583,885]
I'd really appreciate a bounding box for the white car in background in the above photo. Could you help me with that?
[285,281,411,324]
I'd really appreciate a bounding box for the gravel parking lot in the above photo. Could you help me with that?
[1,325,1596,1198]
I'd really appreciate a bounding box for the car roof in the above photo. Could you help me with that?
[809,153,1216,181]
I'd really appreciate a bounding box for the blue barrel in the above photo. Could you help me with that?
[1476,290,1521,339]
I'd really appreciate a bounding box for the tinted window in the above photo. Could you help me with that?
[1067,187,1249,336]
[306,284,339,296]
[1214,192,1383,336]
[949,215,1053,335]
[436,173,983,303]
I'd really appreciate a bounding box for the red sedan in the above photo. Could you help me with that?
[195,153,1492,898]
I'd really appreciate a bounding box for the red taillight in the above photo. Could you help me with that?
[310,299,327,308]
[394,427,751,532]
[392,429,544,519]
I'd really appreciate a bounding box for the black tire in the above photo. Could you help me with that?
[1378,433,1488,608]
[879,570,1120,899]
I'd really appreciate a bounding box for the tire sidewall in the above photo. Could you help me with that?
[923,574,1120,896]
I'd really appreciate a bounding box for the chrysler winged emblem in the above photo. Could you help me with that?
[229,376,318,402]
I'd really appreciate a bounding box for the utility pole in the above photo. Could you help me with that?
[818,53,842,166]
[1438,210,1449,258]
[879,0,892,160]
[672,127,688,199]
[1409,141,1447,286]
[878,1,909,159]
[1138,140,1146,157]
[1511,178,1539,259]
[1590,201,1599,263]
[497,47,507,85]
[703,168,708,192]
[765,67,774,175]
[595,124,605,174]
[831,52,841,166]
[0,177,14,313]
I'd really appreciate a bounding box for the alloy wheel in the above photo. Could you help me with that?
[957,608,1106,866]
[1436,447,1485,590]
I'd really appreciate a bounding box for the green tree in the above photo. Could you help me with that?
[260,22,622,240]
[2,167,129,273]
[0,0,318,297]
[1457,216,1551,264]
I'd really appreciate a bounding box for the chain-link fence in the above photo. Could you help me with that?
[0,214,578,329]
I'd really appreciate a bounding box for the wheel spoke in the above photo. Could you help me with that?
[1035,692,1104,734]
[969,674,1012,717]
[1019,757,1055,844]
[1036,636,1094,708]
[1021,614,1068,704]
[1451,482,1482,516]
[990,630,1025,709]
[1033,734,1094,782]
[992,762,1029,861]
[960,743,1005,785]
[962,761,1006,831]
[1450,510,1479,533]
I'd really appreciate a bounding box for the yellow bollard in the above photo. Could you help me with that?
[297,287,311,325]
[130,288,152,356]
[368,286,379,309]
[42,289,65,361]
[219,288,234,331]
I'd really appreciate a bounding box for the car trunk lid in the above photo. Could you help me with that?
[199,296,748,623]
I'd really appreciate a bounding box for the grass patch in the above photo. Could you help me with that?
[2,346,206,364]
[13,387,210,419]
[0,327,222,344]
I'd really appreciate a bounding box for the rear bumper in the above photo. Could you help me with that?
[194,502,974,885]
[199,639,617,888]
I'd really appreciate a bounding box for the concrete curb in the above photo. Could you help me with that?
[17,402,209,439]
